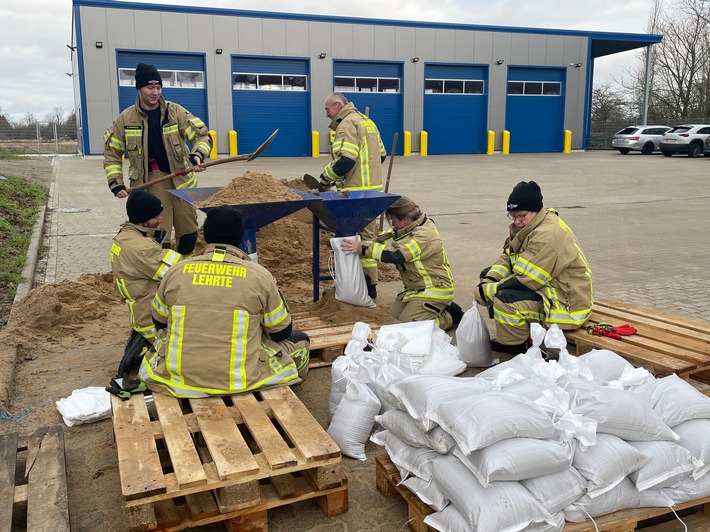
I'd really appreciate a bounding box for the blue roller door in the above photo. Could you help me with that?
[117,52,208,129]
[232,57,310,157]
[333,61,403,155]
[423,64,489,154]
[505,67,566,153]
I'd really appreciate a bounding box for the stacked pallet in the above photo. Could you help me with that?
[111,386,347,531]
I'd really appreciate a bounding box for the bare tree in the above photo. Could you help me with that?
[22,112,38,127]
[44,107,65,126]
[592,83,632,122]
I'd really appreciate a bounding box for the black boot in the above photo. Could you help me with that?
[446,302,464,326]
[490,338,529,356]
[364,275,377,300]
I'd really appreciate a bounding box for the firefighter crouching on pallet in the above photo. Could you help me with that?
[303,92,386,299]
[111,190,181,375]
[103,63,212,256]
[341,196,464,331]
[474,181,593,355]
[139,206,310,397]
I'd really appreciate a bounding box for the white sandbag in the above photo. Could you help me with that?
[327,380,380,460]
[370,430,439,481]
[578,349,635,383]
[476,349,547,383]
[673,418,710,479]
[502,376,558,402]
[453,438,574,487]
[661,464,710,503]
[424,426,457,455]
[432,454,554,532]
[634,373,710,427]
[628,440,701,491]
[521,467,587,514]
[375,409,429,449]
[429,392,556,454]
[566,378,678,441]
[401,476,450,512]
[564,477,668,522]
[388,374,492,431]
[545,325,594,381]
[522,512,565,532]
[378,321,437,358]
[424,504,473,532]
[329,235,375,308]
[55,386,112,427]
[455,301,495,367]
[572,433,651,498]
[328,356,352,422]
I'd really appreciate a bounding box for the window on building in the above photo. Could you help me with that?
[508,80,561,96]
[232,73,308,91]
[333,76,400,93]
[118,68,202,88]
[425,78,485,95]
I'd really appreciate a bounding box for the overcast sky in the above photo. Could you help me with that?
[1,0,655,124]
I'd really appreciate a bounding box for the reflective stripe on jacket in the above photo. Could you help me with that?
[492,208,593,328]
[365,214,454,303]
[139,244,299,397]
[103,96,211,190]
[111,223,181,341]
[323,102,386,191]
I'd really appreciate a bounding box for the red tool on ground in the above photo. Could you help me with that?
[586,322,637,340]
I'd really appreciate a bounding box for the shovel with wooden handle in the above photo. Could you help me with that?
[127,129,278,193]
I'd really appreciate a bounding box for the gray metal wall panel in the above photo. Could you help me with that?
[353,25,376,59]
[528,34,548,64]
[454,31,475,63]
[212,16,239,152]
[510,33,530,64]
[237,18,263,54]
[261,18,287,55]
[434,31,456,61]
[309,21,334,143]
[332,23,355,58]
[133,11,163,50]
[188,15,217,52]
[285,20,311,57]
[374,26,396,59]
[473,31,494,63]
[160,12,189,51]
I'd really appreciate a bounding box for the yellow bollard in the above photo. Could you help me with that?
[229,130,237,156]
[502,130,510,155]
[403,131,412,157]
[209,130,218,158]
[420,131,428,157]
[312,131,320,158]
[487,130,495,154]
[563,130,572,153]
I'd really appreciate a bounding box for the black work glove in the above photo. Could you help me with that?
[111,185,126,196]
[189,153,203,167]
[495,289,542,303]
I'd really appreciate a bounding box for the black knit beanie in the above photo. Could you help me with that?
[126,190,163,224]
[507,181,543,212]
[135,63,162,90]
[203,206,245,248]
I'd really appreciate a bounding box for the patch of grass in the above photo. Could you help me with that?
[0,176,46,325]
[0,151,22,160]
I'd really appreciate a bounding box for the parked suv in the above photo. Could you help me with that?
[659,124,710,157]
[611,125,671,155]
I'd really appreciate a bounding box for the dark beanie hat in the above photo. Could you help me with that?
[507,181,543,212]
[203,206,245,248]
[126,190,163,224]
[135,63,162,90]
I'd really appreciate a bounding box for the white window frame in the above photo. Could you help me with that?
[507,81,561,96]
[232,72,308,91]
[118,68,204,89]
[424,78,485,95]
[333,76,400,93]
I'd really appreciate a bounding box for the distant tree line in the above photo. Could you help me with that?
[592,0,710,125]
[0,106,77,141]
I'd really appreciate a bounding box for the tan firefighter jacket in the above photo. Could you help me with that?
[478,208,593,328]
[111,223,182,342]
[323,102,386,191]
[139,244,300,397]
[363,214,455,303]
[103,96,212,191]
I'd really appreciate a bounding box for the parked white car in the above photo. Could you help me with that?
[611,125,671,155]
[659,124,710,157]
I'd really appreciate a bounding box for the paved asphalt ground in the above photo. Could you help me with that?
[40,150,710,323]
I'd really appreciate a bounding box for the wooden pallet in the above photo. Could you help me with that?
[376,453,710,532]
[565,299,710,392]
[111,386,347,531]
[0,426,70,532]
[293,316,380,369]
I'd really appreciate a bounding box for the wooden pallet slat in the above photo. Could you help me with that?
[152,393,207,489]
[189,397,260,481]
[259,386,340,462]
[231,393,297,470]
[0,432,19,532]
[112,394,167,500]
